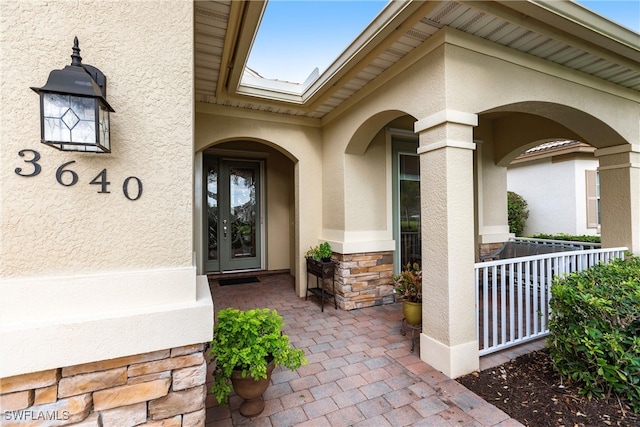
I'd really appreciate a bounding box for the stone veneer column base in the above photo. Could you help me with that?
[331,251,395,310]
[478,241,506,260]
[0,344,208,426]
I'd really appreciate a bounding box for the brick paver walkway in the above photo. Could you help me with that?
[205,273,523,426]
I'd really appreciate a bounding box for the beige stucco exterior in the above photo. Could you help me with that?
[1,0,638,390]
[1,1,212,378]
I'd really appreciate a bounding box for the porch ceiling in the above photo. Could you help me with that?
[194,0,640,120]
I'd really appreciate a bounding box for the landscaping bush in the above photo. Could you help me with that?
[547,256,640,411]
[530,233,601,243]
[507,191,529,236]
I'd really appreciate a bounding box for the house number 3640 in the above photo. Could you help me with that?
[14,149,143,201]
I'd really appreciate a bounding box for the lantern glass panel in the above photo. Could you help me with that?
[99,103,110,151]
[43,94,68,117]
[73,96,96,120]
[42,93,101,147]
[44,116,70,142]
[72,120,95,143]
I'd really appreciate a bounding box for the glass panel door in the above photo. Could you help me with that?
[205,159,219,272]
[205,157,262,273]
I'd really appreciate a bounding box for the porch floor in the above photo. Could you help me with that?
[206,273,528,426]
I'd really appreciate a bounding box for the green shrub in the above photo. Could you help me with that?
[530,233,601,243]
[547,256,640,411]
[305,242,333,261]
[209,308,307,404]
[507,191,529,236]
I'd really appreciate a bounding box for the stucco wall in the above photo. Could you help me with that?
[318,27,637,257]
[320,43,447,252]
[1,1,194,278]
[0,1,212,378]
[443,31,639,150]
[508,157,600,236]
[344,130,388,232]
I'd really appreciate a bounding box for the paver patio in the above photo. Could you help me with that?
[205,273,523,426]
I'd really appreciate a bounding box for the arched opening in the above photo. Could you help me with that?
[479,102,628,166]
[195,140,296,276]
[475,100,634,253]
[344,112,421,275]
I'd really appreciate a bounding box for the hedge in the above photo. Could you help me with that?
[530,233,601,244]
[548,256,640,411]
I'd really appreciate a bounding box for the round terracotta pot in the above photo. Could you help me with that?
[403,300,422,326]
[230,360,275,417]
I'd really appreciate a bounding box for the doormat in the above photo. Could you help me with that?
[218,276,260,286]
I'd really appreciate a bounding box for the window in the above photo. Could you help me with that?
[585,170,600,228]
[393,139,420,271]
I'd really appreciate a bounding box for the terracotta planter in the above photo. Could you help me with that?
[403,300,422,326]
[230,360,275,417]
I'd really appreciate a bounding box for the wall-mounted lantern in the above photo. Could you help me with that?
[31,37,114,153]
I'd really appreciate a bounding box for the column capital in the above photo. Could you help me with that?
[417,140,476,154]
[414,109,478,133]
[594,143,640,157]
[595,144,640,170]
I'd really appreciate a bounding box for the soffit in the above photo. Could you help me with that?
[194,0,640,120]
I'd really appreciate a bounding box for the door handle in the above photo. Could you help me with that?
[223,219,228,239]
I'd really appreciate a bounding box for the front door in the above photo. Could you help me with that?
[205,157,262,272]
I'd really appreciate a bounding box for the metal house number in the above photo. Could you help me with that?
[14,149,143,201]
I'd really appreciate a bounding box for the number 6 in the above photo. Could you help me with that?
[56,161,79,187]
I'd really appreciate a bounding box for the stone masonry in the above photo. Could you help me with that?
[478,242,506,260]
[329,251,395,310]
[0,344,207,427]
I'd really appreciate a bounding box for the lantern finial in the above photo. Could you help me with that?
[71,37,82,67]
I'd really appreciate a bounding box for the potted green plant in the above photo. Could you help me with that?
[305,242,333,261]
[209,308,307,417]
[393,262,422,325]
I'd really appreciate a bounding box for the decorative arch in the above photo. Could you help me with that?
[345,110,415,155]
[200,136,300,164]
[479,102,629,166]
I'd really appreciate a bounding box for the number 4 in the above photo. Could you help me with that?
[90,169,111,193]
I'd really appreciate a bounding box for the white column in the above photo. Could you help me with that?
[414,109,479,378]
[595,144,640,255]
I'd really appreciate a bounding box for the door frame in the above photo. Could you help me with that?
[200,150,267,274]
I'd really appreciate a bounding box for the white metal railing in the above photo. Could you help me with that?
[515,237,601,251]
[475,247,627,356]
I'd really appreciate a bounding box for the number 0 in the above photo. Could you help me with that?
[123,176,143,201]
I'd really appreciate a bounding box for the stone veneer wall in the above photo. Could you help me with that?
[330,251,395,310]
[478,242,506,260]
[0,344,207,427]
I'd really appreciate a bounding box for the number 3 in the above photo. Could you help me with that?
[15,149,41,177]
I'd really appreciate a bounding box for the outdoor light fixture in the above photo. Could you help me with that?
[31,37,114,153]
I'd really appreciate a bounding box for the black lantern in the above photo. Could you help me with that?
[31,37,115,153]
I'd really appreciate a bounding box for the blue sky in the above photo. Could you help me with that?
[246,1,640,84]
[247,1,386,82]
[579,0,640,32]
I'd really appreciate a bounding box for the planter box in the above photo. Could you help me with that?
[305,258,336,311]
[305,258,335,279]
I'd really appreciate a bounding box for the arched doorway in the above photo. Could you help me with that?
[197,141,295,275]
